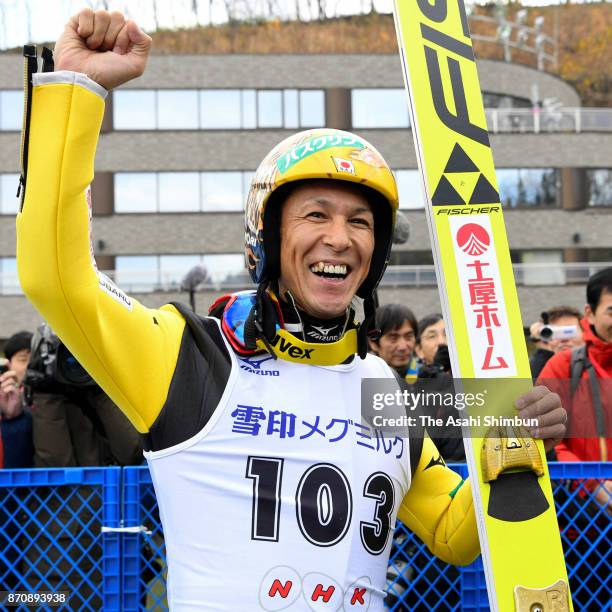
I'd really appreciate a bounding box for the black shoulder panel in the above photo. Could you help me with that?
[390,370,424,478]
[146,303,232,452]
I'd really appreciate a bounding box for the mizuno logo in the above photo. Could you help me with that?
[239,355,279,376]
[270,336,313,359]
[239,355,276,370]
[311,325,337,337]
[424,454,446,471]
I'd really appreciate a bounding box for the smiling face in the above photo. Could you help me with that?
[278,180,375,319]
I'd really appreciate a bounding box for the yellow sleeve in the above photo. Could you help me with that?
[16,72,185,433]
[398,436,480,566]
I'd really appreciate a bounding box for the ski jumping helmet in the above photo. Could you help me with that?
[244,128,399,301]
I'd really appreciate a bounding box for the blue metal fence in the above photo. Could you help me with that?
[0,467,121,611]
[0,463,610,611]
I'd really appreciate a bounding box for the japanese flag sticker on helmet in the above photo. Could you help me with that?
[332,157,356,175]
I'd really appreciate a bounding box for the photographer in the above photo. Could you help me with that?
[26,324,143,468]
[0,331,34,469]
[529,306,584,380]
[0,332,34,591]
[22,324,143,608]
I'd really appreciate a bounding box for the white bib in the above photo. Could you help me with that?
[145,320,412,611]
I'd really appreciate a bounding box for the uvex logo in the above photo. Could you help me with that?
[270,336,313,359]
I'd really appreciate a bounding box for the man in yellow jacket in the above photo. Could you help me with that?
[16,9,567,610]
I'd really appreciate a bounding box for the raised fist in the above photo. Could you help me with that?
[54,9,152,91]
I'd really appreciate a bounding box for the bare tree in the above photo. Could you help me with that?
[24,0,32,43]
[361,0,374,15]
[151,0,159,30]
[285,0,299,21]
[316,0,327,20]
[220,0,238,24]
[262,0,275,20]
[191,0,204,25]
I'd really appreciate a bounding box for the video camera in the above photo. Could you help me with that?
[539,312,579,342]
[25,324,96,392]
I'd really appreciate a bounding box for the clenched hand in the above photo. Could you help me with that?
[54,9,152,90]
[514,385,567,453]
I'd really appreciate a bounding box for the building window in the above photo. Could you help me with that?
[158,90,199,129]
[394,170,425,209]
[201,172,244,212]
[114,254,245,293]
[0,174,20,215]
[587,248,612,262]
[159,172,200,212]
[115,173,157,213]
[482,93,531,108]
[388,251,434,265]
[159,254,202,287]
[114,171,253,213]
[202,254,245,284]
[299,90,325,127]
[496,168,558,208]
[0,257,20,295]
[113,90,156,130]
[241,90,257,129]
[587,169,612,207]
[258,90,283,128]
[115,255,158,293]
[0,91,22,131]
[283,89,299,128]
[519,251,564,285]
[351,89,410,129]
[201,89,243,129]
[113,89,325,130]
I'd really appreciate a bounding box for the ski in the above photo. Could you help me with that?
[391,1,571,610]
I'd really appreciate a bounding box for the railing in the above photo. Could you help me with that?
[486,107,612,134]
[1,262,610,296]
[1,463,610,611]
[469,12,557,71]
[2,105,612,137]
[381,262,612,289]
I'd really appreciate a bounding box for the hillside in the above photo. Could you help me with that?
[149,4,611,107]
[3,4,609,106]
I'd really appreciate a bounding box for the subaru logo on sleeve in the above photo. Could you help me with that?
[239,355,280,376]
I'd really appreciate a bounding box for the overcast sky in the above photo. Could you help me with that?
[0,0,586,50]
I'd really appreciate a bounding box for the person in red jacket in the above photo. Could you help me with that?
[538,266,612,513]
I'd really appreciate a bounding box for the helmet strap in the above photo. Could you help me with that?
[244,282,279,357]
[357,295,377,360]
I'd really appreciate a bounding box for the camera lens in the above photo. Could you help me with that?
[57,344,93,386]
[539,325,553,340]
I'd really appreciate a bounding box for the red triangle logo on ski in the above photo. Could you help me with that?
[456,223,490,256]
